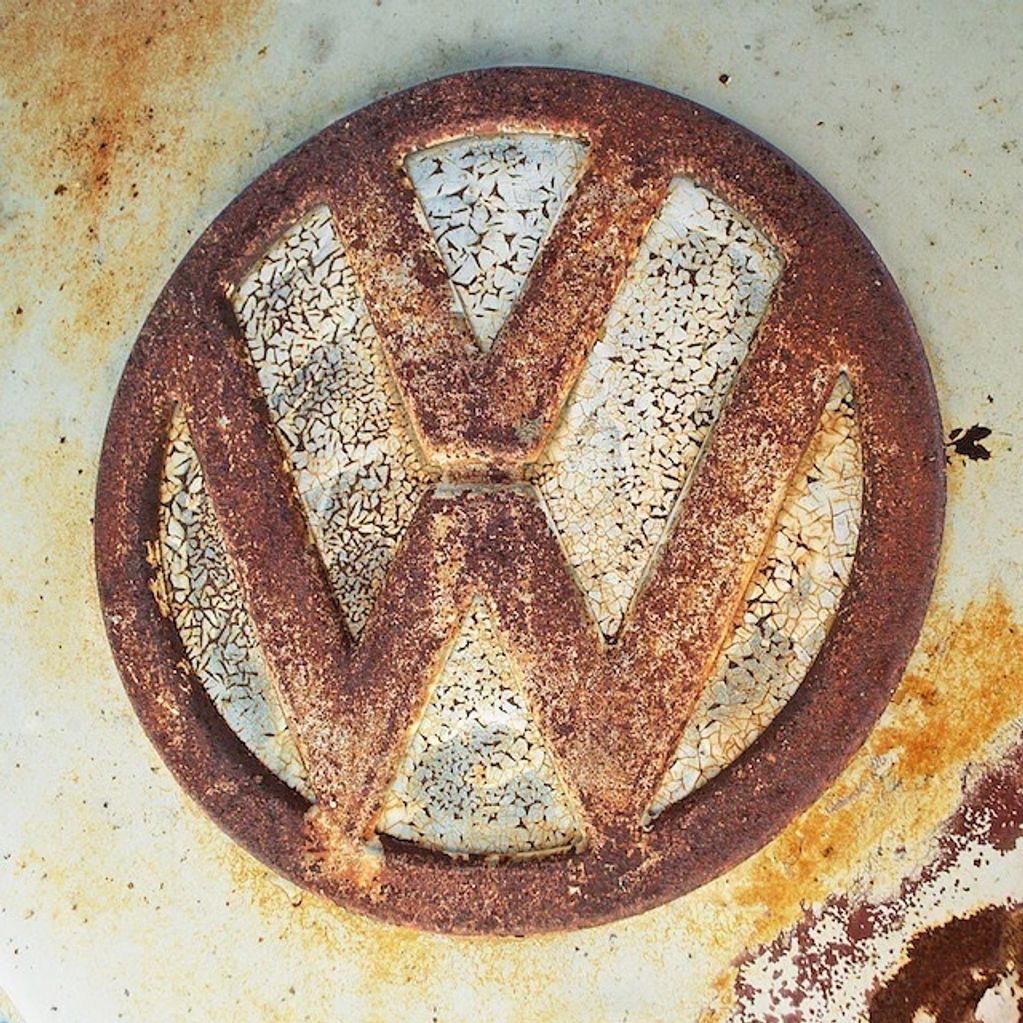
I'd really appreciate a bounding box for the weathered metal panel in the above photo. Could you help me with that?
[1,2,1020,1020]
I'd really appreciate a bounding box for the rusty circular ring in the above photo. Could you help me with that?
[95,68,944,934]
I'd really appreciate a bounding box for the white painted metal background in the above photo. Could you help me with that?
[1,2,1020,1020]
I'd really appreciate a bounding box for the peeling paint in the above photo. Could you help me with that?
[93,68,943,933]
[730,591,1023,940]
[134,591,1023,1021]
[2,1,1021,1020]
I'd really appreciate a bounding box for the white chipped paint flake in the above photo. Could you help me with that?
[406,133,589,352]
[376,597,585,857]
[647,376,862,820]
[232,205,434,638]
[529,176,783,640]
[159,409,312,799]
[975,971,1023,1023]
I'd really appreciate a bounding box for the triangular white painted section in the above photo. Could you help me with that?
[232,206,433,640]
[646,375,863,821]
[376,597,585,856]
[406,133,589,352]
[530,177,784,640]
[159,409,312,798]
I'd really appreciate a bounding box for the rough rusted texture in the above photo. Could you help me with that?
[727,695,1023,1020]
[870,906,1023,1022]
[94,68,944,934]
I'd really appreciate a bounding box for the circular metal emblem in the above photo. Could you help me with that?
[95,69,944,934]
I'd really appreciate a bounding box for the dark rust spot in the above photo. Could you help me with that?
[870,906,1023,1023]
[947,424,994,462]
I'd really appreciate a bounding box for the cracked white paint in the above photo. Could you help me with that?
[407,133,589,352]
[648,376,862,819]
[158,409,312,798]
[159,179,855,853]
[232,205,433,639]
[3,5,1020,1022]
[530,176,783,640]
[376,597,585,856]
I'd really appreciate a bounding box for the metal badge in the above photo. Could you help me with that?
[95,68,944,934]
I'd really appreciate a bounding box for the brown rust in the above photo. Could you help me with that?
[870,906,1023,1022]
[94,68,945,934]
[723,594,1023,1020]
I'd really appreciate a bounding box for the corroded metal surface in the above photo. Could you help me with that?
[649,376,863,815]
[94,68,944,934]
[736,726,1023,1021]
[3,5,1021,1020]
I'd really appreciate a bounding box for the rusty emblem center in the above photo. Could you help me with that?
[95,68,944,934]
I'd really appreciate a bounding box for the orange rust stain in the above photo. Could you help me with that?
[0,0,272,363]
[730,588,1023,939]
[208,817,603,1018]
[216,838,452,977]
[871,594,1020,780]
[689,971,739,1023]
[1,1,262,207]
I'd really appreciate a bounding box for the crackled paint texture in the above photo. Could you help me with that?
[406,133,589,352]
[3,3,1022,1023]
[164,168,814,854]
[376,597,585,855]
[232,205,433,638]
[648,375,862,817]
[158,409,311,798]
[530,176,783,639]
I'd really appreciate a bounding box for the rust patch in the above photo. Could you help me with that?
[946,424,995,462]
[870,906,1023,1022]
[94,68,944,933]
[0,0,270,368]
[732,590,1023,939]
[0,1,259,208]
